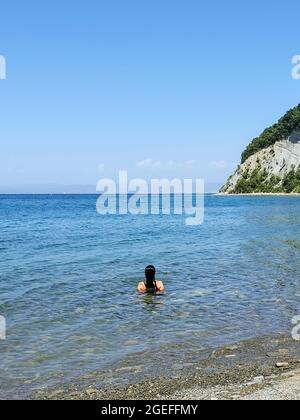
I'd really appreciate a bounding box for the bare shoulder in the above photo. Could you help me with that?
[156,280,165,291]
[137,282,146,292]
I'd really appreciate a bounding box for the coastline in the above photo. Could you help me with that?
[217,193,300,196]
[35,333,300,400]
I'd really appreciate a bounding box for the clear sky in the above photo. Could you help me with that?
[1,0,300,192]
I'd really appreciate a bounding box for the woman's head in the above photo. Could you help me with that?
[145,265,156,286]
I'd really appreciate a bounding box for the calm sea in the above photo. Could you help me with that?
[1,194,300,398]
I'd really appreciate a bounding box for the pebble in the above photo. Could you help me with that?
[278,349,289,354]
[226,346,239,351]
[252,376,265,384]
[276,362,289,369]
[70,392,81,398]
[124,339,139,346]
[86,388,98,396]
[246,376,265,386]
[48,390,64,399]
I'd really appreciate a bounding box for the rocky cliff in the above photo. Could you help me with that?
[220,106,300,194]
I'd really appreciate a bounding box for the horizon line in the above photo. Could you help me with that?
[0,182,222,194]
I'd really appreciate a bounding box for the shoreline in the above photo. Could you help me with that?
[173,368,300,400]
[35,333,300,400]
[217,192,300,196]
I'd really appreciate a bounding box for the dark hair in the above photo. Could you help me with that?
[145,265,156,285]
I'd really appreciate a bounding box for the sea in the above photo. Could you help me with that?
[0,194,300,398]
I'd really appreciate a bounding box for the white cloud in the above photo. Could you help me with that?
[136,158,162,168]
[208,160,228,170]
[136,159,196,170]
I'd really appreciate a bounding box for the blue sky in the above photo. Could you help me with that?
[0,0,300,191]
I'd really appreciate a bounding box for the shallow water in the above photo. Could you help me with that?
[1,194,300,397]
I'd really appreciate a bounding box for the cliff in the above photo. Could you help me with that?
[220,106,300,194]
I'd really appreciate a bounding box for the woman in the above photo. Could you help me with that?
[137,265,165,293]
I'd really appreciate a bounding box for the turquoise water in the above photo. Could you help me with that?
[1,194,300,397]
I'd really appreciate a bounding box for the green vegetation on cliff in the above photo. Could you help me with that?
[233,166,300,194]
[241,104,300,163]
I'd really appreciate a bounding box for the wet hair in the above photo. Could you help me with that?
[145,265,156,286]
